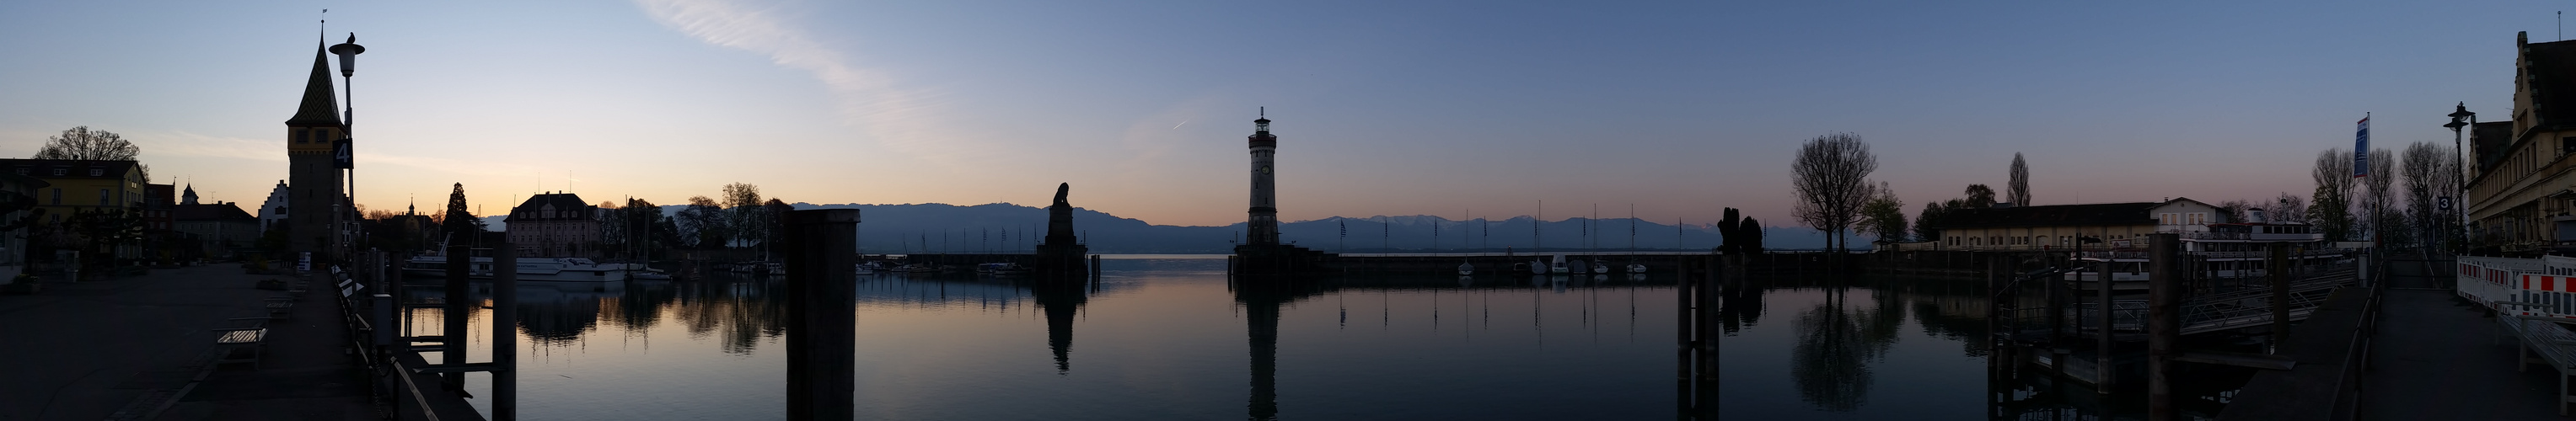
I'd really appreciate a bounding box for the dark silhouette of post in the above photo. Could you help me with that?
[2145,233,2180,420]
[2095,258,2112,394]
[492,246,518,420]
[784,209,859,421]
[2267,246,2291,350]
[443,242,469,390]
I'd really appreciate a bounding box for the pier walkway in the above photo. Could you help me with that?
[2357,254,2568,420]
[0,264,373,420]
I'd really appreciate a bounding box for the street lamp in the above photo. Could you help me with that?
[2446,103,2476,252]
[330,35,364,259]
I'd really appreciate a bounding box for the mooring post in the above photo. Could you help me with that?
[2047,256,2069,377]
[370,291,394,403]
[2146,233,2180,421]
[1675,255,1695,416]
[2268,246,2291,351]
[441,242,469,391]
[492,245,518,420]
[1091,254,1102,280]
[785,209,860,421]
[2096,258,2112,394]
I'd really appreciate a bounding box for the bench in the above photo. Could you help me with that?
[2500,309,2576,415]
[212,317,271,370]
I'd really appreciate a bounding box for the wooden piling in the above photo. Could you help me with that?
[492,246,518,420]
[785,209,860,421]
[2268,247,2291,350]
[2096,258,2112,394]
[2146,233,2180,421]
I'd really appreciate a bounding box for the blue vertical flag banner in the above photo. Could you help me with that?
[2353,115,2370,178]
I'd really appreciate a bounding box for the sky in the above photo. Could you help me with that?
[0,1,2557,227]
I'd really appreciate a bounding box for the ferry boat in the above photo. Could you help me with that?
[401,256,630,283]
[2064,222,2341,288]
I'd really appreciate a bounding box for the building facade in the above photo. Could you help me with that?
[175,201,260,258]
[2467,32,2576,253]
[255,180,289,232]
[0,173,48,285]
[505,192,599,258]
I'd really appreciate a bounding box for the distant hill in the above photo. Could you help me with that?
[483,202,1848,253]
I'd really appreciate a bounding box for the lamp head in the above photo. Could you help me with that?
[328,34,365,77]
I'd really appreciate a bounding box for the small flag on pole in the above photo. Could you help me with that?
[2353,115,2370,178]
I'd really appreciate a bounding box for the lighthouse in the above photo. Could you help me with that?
[1247,110,1280,245]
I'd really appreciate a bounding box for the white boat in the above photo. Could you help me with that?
[854,263,874,275]
[1528,259,1548,274]
[2064,222,2337,288]
[1457,262,1474,276]
[1626,264,1648,274]
[402,256,628,283]
[631,269,674,280]
[1549,255,1570,274]
[1591,262,1610,274]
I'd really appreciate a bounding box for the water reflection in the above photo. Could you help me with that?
[396,256,2150,419]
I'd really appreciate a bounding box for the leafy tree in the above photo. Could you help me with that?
[2007,153,2030,206]
[1914,201,1949,242]
[1791,132,1877,253]
[1962,184,1996,209]
[1858,181,1908,242]
[440,184,484,244]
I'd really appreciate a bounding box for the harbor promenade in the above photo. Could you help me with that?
[0,264,373,420]
[2357,254,2568,420]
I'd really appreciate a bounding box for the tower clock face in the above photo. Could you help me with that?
[1258,166,1271,174]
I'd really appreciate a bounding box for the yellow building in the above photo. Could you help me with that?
[0,159,147,224]
[2467,31,2576,253]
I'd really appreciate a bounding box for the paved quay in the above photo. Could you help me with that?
[2357,254,2570,420]
[0,264,373,420]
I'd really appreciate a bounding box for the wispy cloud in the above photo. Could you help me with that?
[633,0,965,164]
[141,131,285,162]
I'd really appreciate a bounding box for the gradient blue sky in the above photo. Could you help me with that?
[0,1,2554,226]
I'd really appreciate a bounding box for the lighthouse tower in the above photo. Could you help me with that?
[1246,110,1280,245]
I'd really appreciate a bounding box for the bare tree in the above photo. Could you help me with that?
[2400,142,2461,248]
[2310,148,2355,241]
[2267,192,2307,225]
[2216,199,2254,222]
[721,183,764,249]
[36,126,148,182]
[35,126,140,161]
[2361,148,2396,242]
[2007,153,2030,206]
[1791,132,1878,253]
[677,195,727,248]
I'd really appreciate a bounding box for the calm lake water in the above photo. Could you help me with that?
[406,254,2171,420]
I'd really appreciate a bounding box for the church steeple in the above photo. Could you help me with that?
[285,42,342,128]
[181,184,199,205]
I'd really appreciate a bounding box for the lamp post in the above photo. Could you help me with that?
[330,35,363,260]
[2446,103,2476,252]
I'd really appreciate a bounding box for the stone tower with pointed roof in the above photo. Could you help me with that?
[286,42,346,260]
